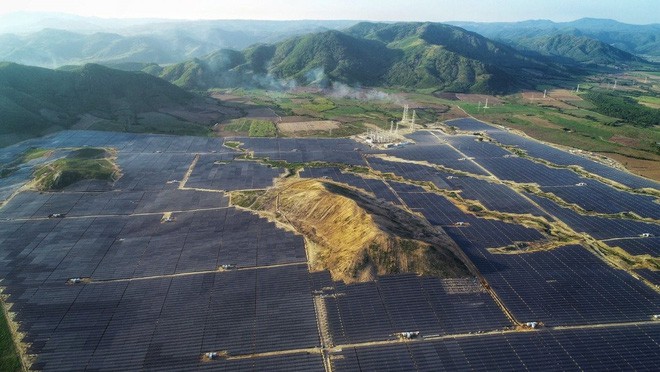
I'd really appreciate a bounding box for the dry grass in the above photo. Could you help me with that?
[277,120,340,134]
[455,94,504,105]
[248,179,470,283]
[520,91,576,110]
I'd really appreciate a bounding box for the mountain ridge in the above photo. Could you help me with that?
[153,22,567,93]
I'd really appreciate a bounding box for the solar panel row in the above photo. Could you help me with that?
[324,274,511,345]
[332,323,660,371]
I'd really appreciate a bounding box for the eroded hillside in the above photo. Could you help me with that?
[232,178,471,283]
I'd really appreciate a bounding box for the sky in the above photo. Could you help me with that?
[0,0,658,24]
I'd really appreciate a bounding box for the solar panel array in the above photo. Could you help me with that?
[380,132,490,176]
[1,127,659,371]
[331,323,660,371]
[321,275,511,345]
[461,244,659,326]
[542,181,660,219]
[186,157,284,191]
[237,137,367,165]
[606,237,660,257]
[530,194,660,240]
[489,130,660,190]
[15,266,319,371]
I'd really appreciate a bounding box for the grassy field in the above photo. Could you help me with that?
[223,118,253,133]
[247,120,277,137]
[222,118,277,137]
[32,148,119,190]
[0,305,22,372]
[637,95,660,108]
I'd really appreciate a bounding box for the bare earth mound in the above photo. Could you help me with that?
[242,179,470,283]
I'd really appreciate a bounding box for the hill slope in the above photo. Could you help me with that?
[0,63,206,146]
[511,33,647,65]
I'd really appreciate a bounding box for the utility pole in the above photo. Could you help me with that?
[411,110,416,131]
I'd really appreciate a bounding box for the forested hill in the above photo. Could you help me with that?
[152,22,566,93]
[0,62,195,146]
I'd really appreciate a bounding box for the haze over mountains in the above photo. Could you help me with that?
[0,13,658,69]
[0,13,658,147]
[0,13,357,67]
[449,18,660,57]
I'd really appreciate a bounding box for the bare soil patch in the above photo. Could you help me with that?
[602,153,660,182]
[547,89,583,101]
[609,135,641,147]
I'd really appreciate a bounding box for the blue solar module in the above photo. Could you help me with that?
[530,194,660,240]
[446,176,545,216]
[367,156,453,189]
[381,134,491,176]
[198,353,325,372]
[4,266,319,371]
[445,118,499,132]
[2,130,229,155]
[490,131,660,190]
[461,244,659,326]
[634,269,660,286]
[186,158,284,191]
[394,189,545,248]
[542,181,660,219]
[606,237,660,256]
[237,137,368,166]
[445,135,512,158]
[476,156,584,186]
[333,323,660,372]
[324,274,511,345]
[0,206,305,283]
[2,128,658,371]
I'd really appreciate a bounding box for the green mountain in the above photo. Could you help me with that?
[155,22,564,93]
[346,22,554,92]
[268,30,396,86]
[0,63,200,146]
[511,33,647,66]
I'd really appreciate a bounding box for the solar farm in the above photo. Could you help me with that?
[0,117,659,371]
